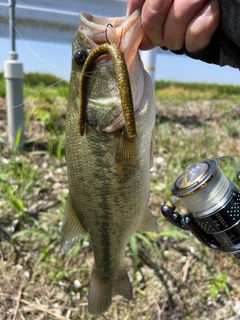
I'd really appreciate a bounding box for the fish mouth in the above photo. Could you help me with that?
[79,8,144,78]
[79,9,143,53]
[79,12,125,46]
[78,9,147,133]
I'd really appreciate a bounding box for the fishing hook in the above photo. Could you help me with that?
[105,23,124,49]
[105,23,114,45]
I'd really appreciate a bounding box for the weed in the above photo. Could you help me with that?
[208,272,230,300]
[0,73,239,319]
[155,80,240,101]
[221,121,240,138]
[129,234,138,274]
[0,132,38,223]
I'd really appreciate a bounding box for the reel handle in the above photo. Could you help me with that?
[161,201,223,250]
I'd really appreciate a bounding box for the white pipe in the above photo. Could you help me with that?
[4,59,24,149]
[140,48,157,83]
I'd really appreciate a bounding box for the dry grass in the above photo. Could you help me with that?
[1,76,240,319]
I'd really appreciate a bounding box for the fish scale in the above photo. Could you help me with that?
[60,8,158,315]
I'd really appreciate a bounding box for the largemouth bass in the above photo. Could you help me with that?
[60,9,158,315]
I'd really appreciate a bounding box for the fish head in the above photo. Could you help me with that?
[69,9,151,133]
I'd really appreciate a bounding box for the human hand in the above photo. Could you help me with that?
[126,0,220,52]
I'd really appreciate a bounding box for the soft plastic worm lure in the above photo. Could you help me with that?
[78,42,136,138]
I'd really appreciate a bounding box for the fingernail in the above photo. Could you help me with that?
[204,0,219,17]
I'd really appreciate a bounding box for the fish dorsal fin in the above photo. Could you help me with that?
[60,194,87,253]
[138,210,159,232]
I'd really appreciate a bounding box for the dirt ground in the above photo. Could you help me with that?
[1,97,240,320]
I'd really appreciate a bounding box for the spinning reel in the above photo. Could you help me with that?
[161,156,240,263]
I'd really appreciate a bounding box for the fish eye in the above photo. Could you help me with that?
[73,50,87,65]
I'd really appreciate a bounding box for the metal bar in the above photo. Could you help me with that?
[8,0,17,59]
[9,0,15,52]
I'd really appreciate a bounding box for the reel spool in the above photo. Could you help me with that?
[161,156,240,263]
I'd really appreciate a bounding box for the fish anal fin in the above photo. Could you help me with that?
[60,194,87,253]
[138,210,159,232]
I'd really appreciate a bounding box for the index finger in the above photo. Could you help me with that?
[126,0,145,16]
[141,0,172,47]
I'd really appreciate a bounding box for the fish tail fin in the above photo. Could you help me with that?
[88,268,112,315]
[113,268,133,300]
[88,267,132,315]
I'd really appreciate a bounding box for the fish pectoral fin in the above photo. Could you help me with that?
[113,269,133,300]
[138,210,159,232]
[115,135,136,162]
[60,194,87,253]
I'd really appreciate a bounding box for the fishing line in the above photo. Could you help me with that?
[177,167,229,214]
[72,63,122,86]
[0,69,107,111]
[0,78,67,110]
[0,10,120,112]
[0,10,59,69]
[71,69,104,81]
[0,9,68,114]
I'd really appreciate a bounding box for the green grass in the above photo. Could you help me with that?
[23,72,69,101]
[155,80,240,101]
[0,71,6,97]
[24,72,68,88]
[1,72,240,101]
[0,72,239,319]
[0,71,68,101]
